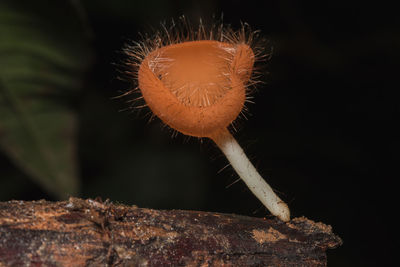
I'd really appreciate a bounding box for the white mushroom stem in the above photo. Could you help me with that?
[210,128,290,222]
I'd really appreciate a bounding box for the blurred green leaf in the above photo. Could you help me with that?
[0,1,92,198]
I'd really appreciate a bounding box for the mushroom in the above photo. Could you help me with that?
[123,21,290,222]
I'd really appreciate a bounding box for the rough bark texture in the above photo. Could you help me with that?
[0,198,341,266]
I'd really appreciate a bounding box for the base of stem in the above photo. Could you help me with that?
[210,128,290,222]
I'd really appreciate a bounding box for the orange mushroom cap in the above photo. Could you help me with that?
[138,40,255,137]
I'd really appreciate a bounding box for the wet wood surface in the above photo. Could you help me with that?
[0,198,341,266]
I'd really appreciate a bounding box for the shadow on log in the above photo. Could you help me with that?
[0,198,341,266]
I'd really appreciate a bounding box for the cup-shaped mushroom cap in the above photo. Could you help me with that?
[138,40,254,137]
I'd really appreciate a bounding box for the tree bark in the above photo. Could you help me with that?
[0,198,341,266]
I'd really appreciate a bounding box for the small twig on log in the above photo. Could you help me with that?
[0,198,341,266]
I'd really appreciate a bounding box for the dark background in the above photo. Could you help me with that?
[0,0,398,266]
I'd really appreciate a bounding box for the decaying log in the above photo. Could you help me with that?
[0,198,341,266]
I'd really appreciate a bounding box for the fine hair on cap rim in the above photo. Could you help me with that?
[121,17,269,138]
